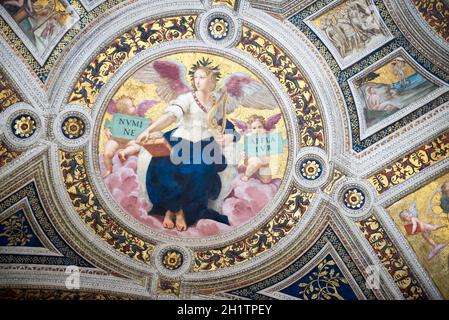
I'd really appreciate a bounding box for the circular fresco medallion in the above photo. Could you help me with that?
[97,52,288,238]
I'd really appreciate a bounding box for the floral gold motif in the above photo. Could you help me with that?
[163,250,183,270]
[208,18,229,39]
[300,159,322,180]
[13,116,36,138]
[298,257,349,300]
[62,117,85,139]
[0,214,33,246]
[343,188,365,210]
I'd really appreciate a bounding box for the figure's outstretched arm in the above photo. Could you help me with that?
[411,217,418,234]
[136,113,176,144]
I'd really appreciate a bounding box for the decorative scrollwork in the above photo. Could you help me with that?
[413,0,449,42]
[357,215,427,300]
[237,27,325,149]
[59,151,154,264]
[69,15,197,108]
[0,140,21,169]
[193,186,314,272]
[0,73,21,112]
[368,130,449,194]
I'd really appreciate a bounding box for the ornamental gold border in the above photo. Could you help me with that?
[368,129,449,194]
[237,26,325,149]
[60,15,325,272]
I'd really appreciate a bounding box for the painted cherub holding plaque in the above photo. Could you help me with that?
[232,113,283,183]
[102,95,158,177]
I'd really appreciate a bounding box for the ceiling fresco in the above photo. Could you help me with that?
[0,0,448,300]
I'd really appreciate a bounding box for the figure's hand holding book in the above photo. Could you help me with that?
[142,135,172,157]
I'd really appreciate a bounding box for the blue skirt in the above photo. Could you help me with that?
[146,128,230,226]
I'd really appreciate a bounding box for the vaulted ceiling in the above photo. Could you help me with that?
[1,0,449,300]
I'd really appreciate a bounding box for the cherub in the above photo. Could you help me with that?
[231,113,282,183]
[399,200,448,260]
[425,180,449,220]
[103,95,158,177]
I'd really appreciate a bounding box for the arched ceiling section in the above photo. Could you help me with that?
[0,0,449,300]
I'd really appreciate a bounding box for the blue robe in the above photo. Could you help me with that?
[146,121,239,226]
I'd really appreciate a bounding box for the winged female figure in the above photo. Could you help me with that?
[133,57,277,231]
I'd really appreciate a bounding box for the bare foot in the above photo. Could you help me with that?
[118,151,126,162]
[102,170,112,178]
[175,210,187,232]
[163,211,175,229]
[240,175,249,182]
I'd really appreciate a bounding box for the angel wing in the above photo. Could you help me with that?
[132,60,191,102]
[409,200,419,218]
[217,73,277,113]
[230,118,248,134]
[137,99,159,117]
[265,113,282,131]
[106,99,117,114]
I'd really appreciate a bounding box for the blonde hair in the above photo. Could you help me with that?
[399,210,410,221]
[247,114,266,127]
[116,95,134,113]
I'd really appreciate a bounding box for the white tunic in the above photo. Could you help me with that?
[165,92,215,143]
[137,91,240,212]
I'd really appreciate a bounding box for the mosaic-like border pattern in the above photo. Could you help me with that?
[288,0,449,152]
[357,215,427,300]
[60,151,155,264]
[237,26,325,149]
[368,129,449,194]
[68,15,197,108]
[413,0,449,42]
